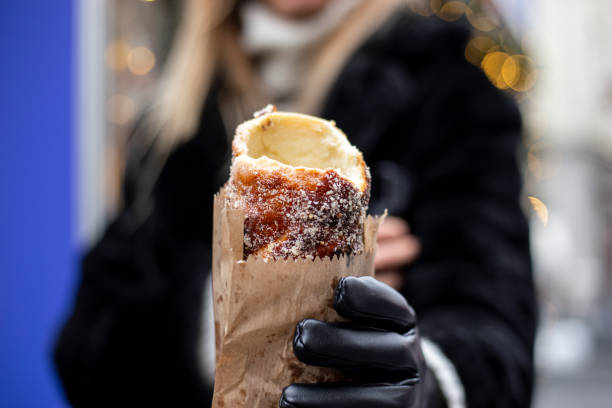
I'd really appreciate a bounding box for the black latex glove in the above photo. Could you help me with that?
[280,276,444,408]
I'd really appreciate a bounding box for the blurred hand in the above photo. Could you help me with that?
[375,216,421,290]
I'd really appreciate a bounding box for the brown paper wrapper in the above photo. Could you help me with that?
[211,187,384,408]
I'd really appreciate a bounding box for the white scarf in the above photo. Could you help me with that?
[240,0,361,107]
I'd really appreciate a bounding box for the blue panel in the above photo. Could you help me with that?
[0,1,74,406]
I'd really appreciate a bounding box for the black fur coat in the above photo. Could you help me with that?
[54,9,536,408]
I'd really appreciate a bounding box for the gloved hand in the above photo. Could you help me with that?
[280,276,443,408]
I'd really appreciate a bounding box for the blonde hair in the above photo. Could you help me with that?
[126,0,256,213]
[151,0,251,148]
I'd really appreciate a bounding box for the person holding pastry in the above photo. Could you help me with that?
[54,1,536,408]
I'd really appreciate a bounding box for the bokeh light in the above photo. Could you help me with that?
[481,51,510,89]
[437,1,466,22]
[430,0,443,14]
[501,55,538,92]
[528,196,549,226]
[105,40,130,72]
[464,35,499,66]
[466,2,499,32]
[127,46,156,76]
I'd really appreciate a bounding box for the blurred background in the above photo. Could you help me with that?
[1,0,611,406]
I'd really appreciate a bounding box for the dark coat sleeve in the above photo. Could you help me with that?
[53,212,213,407]
[400,49,536,407]
[322,11,536,406]
[53,95,228,406]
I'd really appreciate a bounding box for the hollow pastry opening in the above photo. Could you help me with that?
[244,112,366,189]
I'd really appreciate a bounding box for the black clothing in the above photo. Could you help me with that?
[54,9,536,408]
[282,276,439,408]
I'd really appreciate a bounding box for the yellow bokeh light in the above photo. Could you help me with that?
[501,55,538,92]
[105,40,130,72]
[465,5,499,32]
[438,1,466,22]
[107,94,135,125]
[501,56,519,84]
[430,0,443,13]
[464,35,498,66]
[481,51,510,89]
[528,196,549,226]
[127,46,156,76]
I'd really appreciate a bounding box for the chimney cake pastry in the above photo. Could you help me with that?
[227,105,370,260]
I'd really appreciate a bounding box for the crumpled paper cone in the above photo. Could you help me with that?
[212,187,383,407]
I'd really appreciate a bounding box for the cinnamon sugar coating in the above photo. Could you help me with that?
[227,110,370,260]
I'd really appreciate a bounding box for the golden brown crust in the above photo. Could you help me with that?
[228,110,370,260]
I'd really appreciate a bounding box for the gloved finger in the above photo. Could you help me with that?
[294,319,420,376]
[334,276,415,332]
[280,380,417,408]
